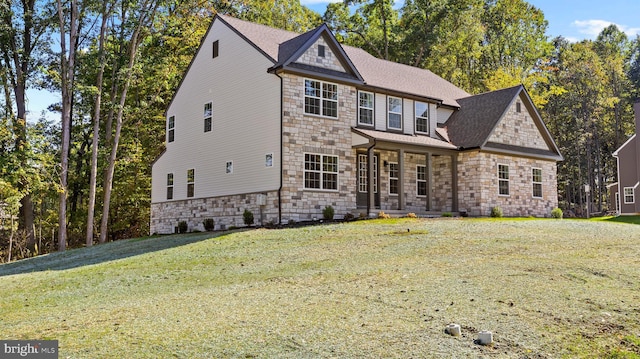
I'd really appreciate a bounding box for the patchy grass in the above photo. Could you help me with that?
[595,216,640,225]
[1,219,640,358]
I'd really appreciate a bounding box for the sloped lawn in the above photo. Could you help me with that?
[1,218,639,358]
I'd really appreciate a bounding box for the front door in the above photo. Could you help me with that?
[356,153,380,208]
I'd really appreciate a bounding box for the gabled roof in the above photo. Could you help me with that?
[613,134,636,157]
[217,14,469,108]
[445,85,563,160]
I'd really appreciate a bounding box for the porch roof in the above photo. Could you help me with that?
[352,128,457,150]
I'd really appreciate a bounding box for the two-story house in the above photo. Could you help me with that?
[611,100,640,215]
[150,14,563,233]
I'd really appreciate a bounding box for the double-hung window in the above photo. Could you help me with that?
[498,164,509,196]
[417,165,427,196]
[532,168,542,198]
[358,91,374,126]
[187,169,195,198]
[304,153,338,190]
[204,102,212,132]
[389,162,399,195]
[166,173,174,200]
[304,79,337,118]
[388,97,402,130]
[167,116,175,143]
[624,187,635,204]
[415,102,429,134]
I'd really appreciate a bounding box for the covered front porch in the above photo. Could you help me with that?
[351,128,461,217]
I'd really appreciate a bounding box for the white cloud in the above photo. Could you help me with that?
[573,19,640,38]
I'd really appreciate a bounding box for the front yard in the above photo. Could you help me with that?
[1,218,639,358]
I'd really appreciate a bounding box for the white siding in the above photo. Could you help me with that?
[429,103,438,137]
[375,93,386,131]
[404,99,414,135]
[151,18,281,203]
[437,108,454,124]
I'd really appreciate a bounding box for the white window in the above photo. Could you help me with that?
[388,96,402,130]
[498,164,509,196]
[167,115,175,143]
[358,91,374,126]
[415,102,429,134]
[304,153,338,190]
[532,168,542,198]
[389,162,399,195]
[417,165,427,197]
[358,154,377,193]
[265,153,273,167]
[166,173,174,200]
[624,187,635,204]
[226,161,233,174]
[187,169,195,198]
[204,102,212,132]
[304,79,337,118]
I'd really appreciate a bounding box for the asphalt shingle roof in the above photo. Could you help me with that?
[218,14,470,108]
[445,85,523,149]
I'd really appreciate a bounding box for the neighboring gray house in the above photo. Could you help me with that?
[150,15,563,233]
[611,100,640,215]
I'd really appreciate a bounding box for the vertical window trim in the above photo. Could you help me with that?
[204,102,212,132]
[167,115,175,143]
[358,91,374,126]
[415,101,429,134]
[624,187,635,204]
[498,164,510,196]
[416,165,427,197]
[304,79,338,118]
[389,162,399,195]
[387,96,402,130]
[187,169,195,198]
[532,168,543,198]
[166,173,174,200]
[304,153,339,191]
[212,40,219,58]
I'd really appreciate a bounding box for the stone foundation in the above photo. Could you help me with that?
[150,191,280,234]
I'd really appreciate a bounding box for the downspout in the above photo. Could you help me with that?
[275,72,284,225]
[366,138,377,216]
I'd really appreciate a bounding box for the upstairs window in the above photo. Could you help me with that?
[265,153,273,167]
[516,101,522,113]
[498,164,509,196]
[532,168,542,198]
[304,79,337,118]
[204,102,212,132]
[304,153,338,190]
[166,173,174,200]
[415,102,429,134]
[167,116,175,143]
[226,161,233,174]
[624,187,635,204]
[212,40,219,58]
[358,91,374,126]
[388,97,402,130]
[417,165,427,197]
[187,169,195,198]
[389,162,399,195]
[318,44,325,57]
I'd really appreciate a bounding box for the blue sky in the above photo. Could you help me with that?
[301,0,640,42]
[25,0,640,121]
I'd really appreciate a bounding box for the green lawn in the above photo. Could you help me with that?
[1,218,640,358]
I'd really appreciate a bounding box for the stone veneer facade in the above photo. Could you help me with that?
[457,151,558,217]
[151,191,280,233]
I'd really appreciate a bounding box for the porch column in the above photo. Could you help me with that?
[398,149,405,210]
[426,153,432,211]
[367,146,375,216]
[451,154,459,212]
